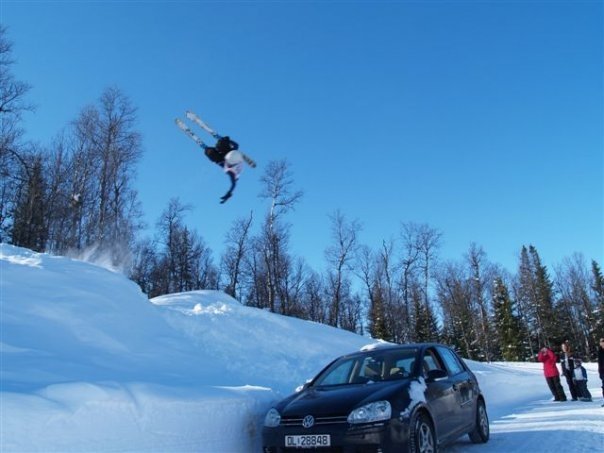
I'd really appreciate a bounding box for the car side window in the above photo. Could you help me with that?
[422,349,445,377]
[360,357,383,380]
[437,347,464,376]
[386,357,415,380]
[318,359,355,386]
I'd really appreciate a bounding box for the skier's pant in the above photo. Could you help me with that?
[574,380,591,400]
[563,371,578,400]
[545,376,566,401]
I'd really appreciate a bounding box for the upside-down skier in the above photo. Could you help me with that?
[205,135,244,203]
[175,111,255,204]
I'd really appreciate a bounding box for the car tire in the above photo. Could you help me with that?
[409,411,437,453]
[468,399,489,443]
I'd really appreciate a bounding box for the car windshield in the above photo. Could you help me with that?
[313,348,419,387]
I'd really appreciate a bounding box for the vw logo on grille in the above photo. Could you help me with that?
[302,415,315,428]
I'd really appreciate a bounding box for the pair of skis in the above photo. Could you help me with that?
[175,111,256,168]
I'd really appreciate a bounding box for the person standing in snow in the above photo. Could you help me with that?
[560,341,578,401]
[572,358,592,402]
[538,346,567,402]
[598,338,604,406]
[203,135,244,203]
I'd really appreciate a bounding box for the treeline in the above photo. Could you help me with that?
[1,27,141,263]
[2,26,603,361]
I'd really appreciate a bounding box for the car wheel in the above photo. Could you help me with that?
[468,399,489,443]
[409,411,437,453]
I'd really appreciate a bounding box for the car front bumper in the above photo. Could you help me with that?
[262,418,410,453]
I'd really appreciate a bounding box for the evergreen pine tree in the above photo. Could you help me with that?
[529,246,562,344]
[368,283,390,341]
[517,246,539,351]
[492,278,524,361]
[414,288,440,343]
[591,260,604,340]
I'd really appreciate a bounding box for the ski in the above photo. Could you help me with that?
[186,111,218,138]
[175,118,208,150]
[185,110,257,169]
[236,150,257,168]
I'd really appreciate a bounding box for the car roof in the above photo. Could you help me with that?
[350,342,450,358]
[361,342,446,350]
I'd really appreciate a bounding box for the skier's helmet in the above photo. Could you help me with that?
[225,150,244,166]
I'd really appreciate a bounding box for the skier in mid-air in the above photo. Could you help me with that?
[175,111,255,203]
[204,135,244,203]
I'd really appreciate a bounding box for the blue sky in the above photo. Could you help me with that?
[3,0,603,274]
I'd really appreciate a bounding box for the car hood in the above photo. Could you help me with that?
[278,380,410,417]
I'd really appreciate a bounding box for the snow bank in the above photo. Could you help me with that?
[151,290,372,394]
[0,244,373,452]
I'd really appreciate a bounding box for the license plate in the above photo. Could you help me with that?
[285,434,331,448]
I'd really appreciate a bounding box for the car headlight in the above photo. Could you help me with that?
[347,401,392,424]
[264,408,281,427]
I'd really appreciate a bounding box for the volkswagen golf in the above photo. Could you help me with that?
[262,343,489,453]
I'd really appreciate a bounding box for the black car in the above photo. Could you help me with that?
[262,343,489,453]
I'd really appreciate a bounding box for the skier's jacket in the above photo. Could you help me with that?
[560,352,575,377]
[205,137,239,165]
[215,136,239,157]
[572,365,588,381]
[537,348,560,378]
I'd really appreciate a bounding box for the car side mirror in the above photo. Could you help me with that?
[426,369,448,382]
[295,380,312,393]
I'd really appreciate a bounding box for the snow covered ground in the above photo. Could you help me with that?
[1,244,602,452]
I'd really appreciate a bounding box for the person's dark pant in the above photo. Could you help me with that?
[546,376,567,401]
[600,373,604,399]
[563,371,578,400]
[574,380,592,400]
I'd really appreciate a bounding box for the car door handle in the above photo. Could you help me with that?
[454,380,471,391]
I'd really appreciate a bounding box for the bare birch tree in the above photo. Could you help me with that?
[221,211,254,300]
[0,25,33,241]
[325,210,361,328]
[256,160,302,313]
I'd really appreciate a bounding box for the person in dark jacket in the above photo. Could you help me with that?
[572,358,592,402]
[204,136,244,203]
[598,338,604,406]
[204,136,239,165]
[538,346,567,402]
[560,341,578,401]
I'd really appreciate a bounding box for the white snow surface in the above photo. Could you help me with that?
[1,244,602,452]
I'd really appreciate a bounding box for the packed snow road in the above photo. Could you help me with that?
[447,371,603,452]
